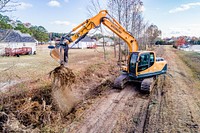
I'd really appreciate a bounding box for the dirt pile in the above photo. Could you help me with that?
[50,65,78,115]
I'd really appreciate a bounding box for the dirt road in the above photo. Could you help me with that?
[65,85,149,133]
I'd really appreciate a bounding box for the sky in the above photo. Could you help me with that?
[3,0,200,38]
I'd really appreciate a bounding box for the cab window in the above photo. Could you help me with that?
[150,53,154,67]
[138,53,150,72]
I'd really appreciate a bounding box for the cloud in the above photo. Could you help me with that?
[17,2,32,10]
[48,0,60,7]
[169,2,200,13]
[52,20,70,26]
[165,24,200,37]
[64,0,69,3]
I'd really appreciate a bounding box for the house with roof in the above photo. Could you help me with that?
[97,37,114,46]
[69,36,96,49]
[0,29,37,56]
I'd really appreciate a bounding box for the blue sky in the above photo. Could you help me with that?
[4,0,200,38]
[143,0,200,37]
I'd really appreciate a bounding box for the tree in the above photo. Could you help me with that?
[176,37,185,47]
[146,24,161,46]
[30,26,49,43]
[0,0,18,13]
[14,23,32,34]
[0,20,12,29]
[87,0,108,61]
[0,14,12,29]
[107,0,146,64]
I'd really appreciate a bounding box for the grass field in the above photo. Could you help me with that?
[0,45,116,93]
[177,50,200,79]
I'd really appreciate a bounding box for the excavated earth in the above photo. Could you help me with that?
[1,46,200,132]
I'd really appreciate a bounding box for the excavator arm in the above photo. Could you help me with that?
[50,10,138,64]
[66,10,138,52]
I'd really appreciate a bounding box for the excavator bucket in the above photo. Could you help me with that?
[50,48,64,63]
[48,45,67,65]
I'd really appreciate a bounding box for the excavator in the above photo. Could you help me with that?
[48,10,167,93]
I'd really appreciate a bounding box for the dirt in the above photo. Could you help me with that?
[63,46,200,132]
[1,46,200,132]
[50,65,77,114]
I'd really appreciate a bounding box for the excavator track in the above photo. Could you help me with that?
[113,74,129,89]
[140,77,156,93]
[114,74,157,94]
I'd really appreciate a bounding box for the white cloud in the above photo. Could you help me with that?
[52,20,70,26]
[17,2,32,10]
[169,2,200,13]
[48,0,60,7]
[163,24,200,37]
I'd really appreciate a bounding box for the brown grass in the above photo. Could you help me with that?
[0,45,119,132]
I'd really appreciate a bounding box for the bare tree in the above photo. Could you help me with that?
[87,0,107,61]
[107,0,124,67]
[87,0,102,17]
[146,24,161,47]
[0,0,18,13]
[107,0,146,66]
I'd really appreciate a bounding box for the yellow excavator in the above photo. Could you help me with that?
[48,10,167,93]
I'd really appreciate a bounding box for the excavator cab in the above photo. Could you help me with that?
[128,51,160,79]
[115,51,165,91]
[129,52,155,77]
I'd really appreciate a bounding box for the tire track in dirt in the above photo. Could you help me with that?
[65,85,150,133]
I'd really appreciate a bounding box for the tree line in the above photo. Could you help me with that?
[0,14,49,43]
[0,0,49,43]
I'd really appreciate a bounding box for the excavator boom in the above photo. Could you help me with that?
[60,10,138,52]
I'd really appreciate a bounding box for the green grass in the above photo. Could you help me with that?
[177,51,200,79]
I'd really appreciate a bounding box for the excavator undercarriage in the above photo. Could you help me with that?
[113,73,157,93]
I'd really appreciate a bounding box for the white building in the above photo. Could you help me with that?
[97,37,114,46]
[69,36,96,49]
[0,29,37,55]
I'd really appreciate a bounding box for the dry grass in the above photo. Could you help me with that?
[0,45,116,87]
[0,45,119,132]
